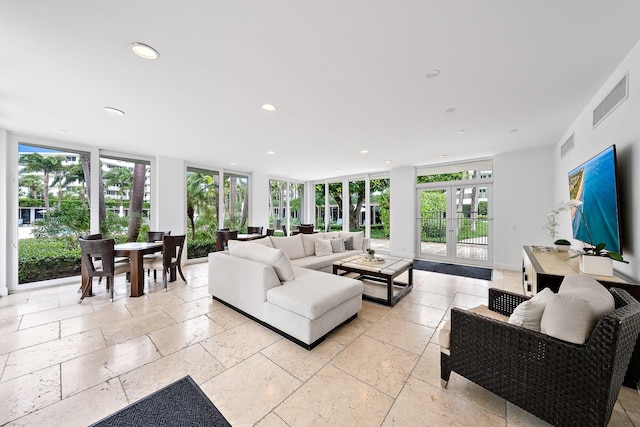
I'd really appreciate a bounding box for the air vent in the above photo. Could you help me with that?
[561,133,575,159]
[593,74,628,128]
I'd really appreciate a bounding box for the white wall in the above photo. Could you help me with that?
[250,172,270,230]
[155,156,186,235]
[492,147,555,270]
[389,166,416,259]
[553,40,640,282]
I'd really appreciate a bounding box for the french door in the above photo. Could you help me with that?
[416,184,491,266]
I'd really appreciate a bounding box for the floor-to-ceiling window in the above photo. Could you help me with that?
[348,178,366,232]
[328,181,343,231]
[223,172,249,232]
[269,179,287,234]
[370,175,390,252]
[269,178,305,235]
[315,183,326,232]
[99,154,151,242]
[186,167,220,259]
[17,143,92,284]
[290,182,304,228]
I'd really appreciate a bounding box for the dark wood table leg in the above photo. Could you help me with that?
[129,251,144,297]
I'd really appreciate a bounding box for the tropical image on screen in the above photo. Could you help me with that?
[567,145,622,254]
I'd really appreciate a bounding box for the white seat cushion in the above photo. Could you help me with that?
[439,305,508,351]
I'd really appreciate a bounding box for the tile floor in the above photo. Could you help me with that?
[0,264,638,426]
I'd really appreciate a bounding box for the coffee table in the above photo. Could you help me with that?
[333,255,413,306]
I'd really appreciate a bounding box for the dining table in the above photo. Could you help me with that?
[81,241,167,298]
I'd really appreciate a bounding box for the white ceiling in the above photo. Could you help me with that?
[2,1,640,180]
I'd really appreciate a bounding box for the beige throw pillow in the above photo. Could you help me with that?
[315,238,332,256]
[508,301,546,332]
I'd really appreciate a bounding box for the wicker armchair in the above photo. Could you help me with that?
[441,287,640,427]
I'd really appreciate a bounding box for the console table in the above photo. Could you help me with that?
[522,245,640,388]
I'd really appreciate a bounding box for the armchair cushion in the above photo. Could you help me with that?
[540,293,596,344]
[508,301,546,332]
[439,305,508,353]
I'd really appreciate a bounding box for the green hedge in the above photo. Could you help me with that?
[188,238,216,259]
[19,238,81,283]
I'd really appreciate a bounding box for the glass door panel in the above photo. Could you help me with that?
[418,188,449,259]
[454,185,489,263]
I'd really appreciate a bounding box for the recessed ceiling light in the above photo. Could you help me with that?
[445,107,456,113]
[104,107,125,116]
[426,69,440,78]
[359,149,368,154]
[56,129,67,134]
[384,160,392,164]
[437,154,447,158]
[262,104,277,112]
[229,162,237,166]
[509,128,519,133]
[130,42,159,60]
[266,150,275,155]
[456,129,465,134]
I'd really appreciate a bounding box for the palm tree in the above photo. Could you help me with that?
[19,152,66,210]
[50,164,72,210]
[19,174,44,200]
[103,166,132,216]
[127,163,146,242]
[186,172,214,240]
[65,163,88,207]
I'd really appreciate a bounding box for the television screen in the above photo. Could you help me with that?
[568,145,622,254]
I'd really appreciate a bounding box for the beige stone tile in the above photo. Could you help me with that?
[326,315,372,346]
[0,365,61,425]
[506,402,552,426]
[120,344,225,402]
[261,338,344,381]
[389,300,446,329]
[276,364,393,426]
[451,292,488,308]
[403,289,455,310]
[416,274,464,296]
[411,343,443,386]
[61,335,161,398]
[364,314,434,355]
[382,376,504,426]
[254,412,289,427]
[0,352,8,379]
[100,310,176,345]
[2,328,105,381]
[0,316,21,335]
[163,297,223,323]
[358,300,390,323]
[0,293,29,309]
[60,303,133,337]
[617,385,640,414]
[608,402,634,427]
[171,285,216,302]
[458,280,491,297]
[148,315,225,356]
[443,373,506,417]
[200,321,281,368]
[8,378,128,427]
[332,334,418,398]
[123,293,186,317]
[206,306,250,329]
[0,322,60,355]
[18,302,93,329]
[200,353,301,426]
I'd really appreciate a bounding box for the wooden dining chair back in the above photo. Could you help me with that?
[298,224,315,234]
[266,228,275,236]
[281,225,288,236]
[145,231,171,280]
[247,226,263,235]
[143,235,187,291]
[216,230,238,251]
[79,238,130,303]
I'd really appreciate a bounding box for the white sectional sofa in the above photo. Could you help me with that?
[208,233,365,349]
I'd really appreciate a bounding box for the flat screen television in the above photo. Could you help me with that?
[568,145,622,254]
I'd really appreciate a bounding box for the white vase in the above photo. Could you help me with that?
[579,255,613,276]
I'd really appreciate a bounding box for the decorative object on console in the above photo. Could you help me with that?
[554,239,571,252]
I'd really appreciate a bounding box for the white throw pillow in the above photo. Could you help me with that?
[508,301,546,332]
[315,238,332,256]
[558,274,615,319]
[330,238,345,253]
[540,293,595,344]
[270,234,306,260]
[531,287,555,304]
[250,237,274,248]
[300,234,317,257]
[228,242,295,282]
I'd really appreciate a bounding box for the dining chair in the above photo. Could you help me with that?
[79,238,130,303]
[281,225,288,236]
[299,224,315,234]
[216,230,238,251]
[247,226,263,235]
[143,235,187,291]
[145,231,171,280]
[266,228,275,236]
